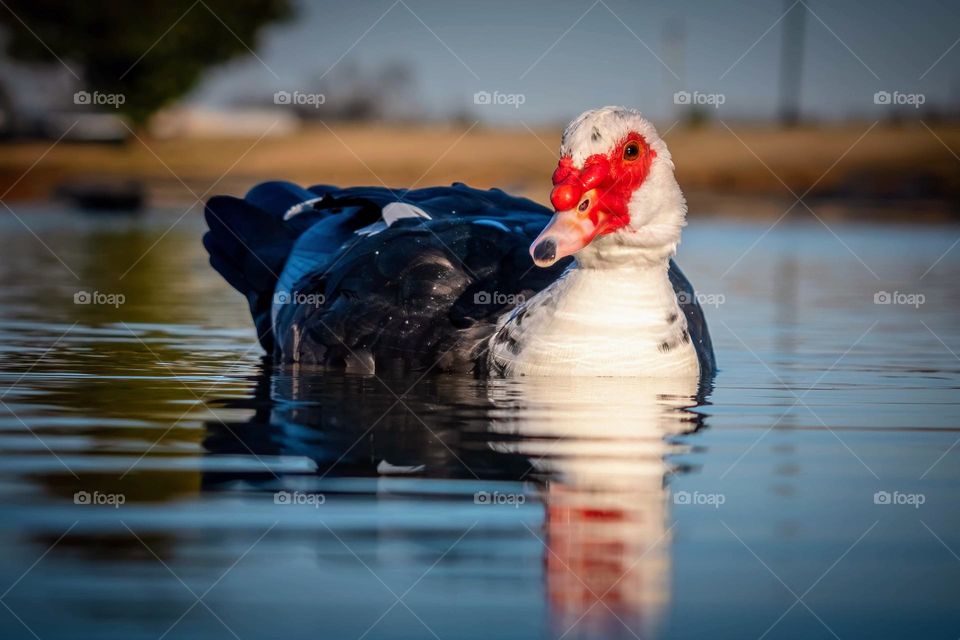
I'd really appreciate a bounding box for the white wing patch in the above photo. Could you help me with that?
[283,197,324,220]
[377,460,426,475]
[383,202,431,225]
[356,202,431,236]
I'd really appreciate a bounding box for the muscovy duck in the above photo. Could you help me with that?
[204,106,715,377]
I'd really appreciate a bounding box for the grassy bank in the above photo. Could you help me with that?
[1,121,958,219]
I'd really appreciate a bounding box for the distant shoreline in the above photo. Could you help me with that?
[1,122,957,220]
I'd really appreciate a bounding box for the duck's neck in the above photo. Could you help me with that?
[490,246,697,377]
[554,260,680,341]
[574,225,679,270]
[556,252,678,327]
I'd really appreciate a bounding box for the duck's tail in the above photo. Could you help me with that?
[202,181,322,353]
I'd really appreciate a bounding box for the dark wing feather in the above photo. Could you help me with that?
[274,193,569,371]
[668,260,716,377]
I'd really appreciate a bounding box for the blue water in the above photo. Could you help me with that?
[0,208,958,639]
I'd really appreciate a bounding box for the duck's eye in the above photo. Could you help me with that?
[623,141,641,161]
[578,198,590,212]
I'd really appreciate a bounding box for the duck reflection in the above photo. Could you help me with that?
[487,377,705,639]
[204,367,709,639]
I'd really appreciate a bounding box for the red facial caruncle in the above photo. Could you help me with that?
[531,132,656,267]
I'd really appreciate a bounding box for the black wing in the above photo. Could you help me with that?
[204,182,570,370]
[668,260,716,377]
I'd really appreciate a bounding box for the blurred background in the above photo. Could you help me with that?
[0,0,958,218]
[1,4,960,640]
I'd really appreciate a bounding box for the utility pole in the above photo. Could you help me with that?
[779,0,806,126]
[662,16,685,120]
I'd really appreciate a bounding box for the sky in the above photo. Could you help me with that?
[98,0,960,124]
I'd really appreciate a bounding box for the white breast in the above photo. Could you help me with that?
[488,266,699,377]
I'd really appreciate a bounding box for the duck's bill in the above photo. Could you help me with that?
[530,194,607,268]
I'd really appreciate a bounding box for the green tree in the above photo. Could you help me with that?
[2,0,292,125]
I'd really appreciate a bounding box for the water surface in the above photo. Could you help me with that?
[0,208,958,639]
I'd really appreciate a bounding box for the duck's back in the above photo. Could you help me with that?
[203,181,569,372]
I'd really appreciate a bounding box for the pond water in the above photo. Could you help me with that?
[0,207,958,640]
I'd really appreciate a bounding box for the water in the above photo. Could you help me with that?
[0,207,958,640]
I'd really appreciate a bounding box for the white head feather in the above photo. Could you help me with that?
[560,106,687,268]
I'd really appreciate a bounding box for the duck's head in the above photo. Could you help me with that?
[531,107,687,269]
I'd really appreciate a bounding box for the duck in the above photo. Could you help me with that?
[203,106,715,378]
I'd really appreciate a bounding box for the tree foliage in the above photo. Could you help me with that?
[3,0,292,124]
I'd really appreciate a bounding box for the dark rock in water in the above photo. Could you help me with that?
[56,179,145,213]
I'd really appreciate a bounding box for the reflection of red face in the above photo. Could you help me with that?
[532,133,657,267]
